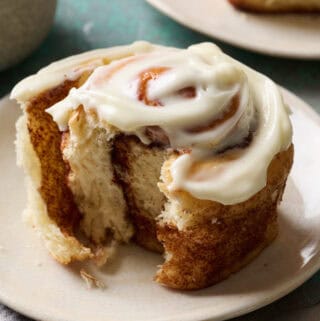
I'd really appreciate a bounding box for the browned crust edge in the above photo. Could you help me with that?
[155,145,294,290]
[26,81,82,235]
[156,209,278,290]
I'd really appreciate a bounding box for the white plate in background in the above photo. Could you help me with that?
[147,0,320,59]
[0,89,320,321]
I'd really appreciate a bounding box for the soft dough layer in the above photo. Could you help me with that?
[112,135,167,253]
[63,108,133,246]
[229,0,320,12]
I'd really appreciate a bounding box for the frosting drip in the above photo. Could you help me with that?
[46,42,292,205]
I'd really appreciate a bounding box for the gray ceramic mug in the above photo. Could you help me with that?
[0,0,57,71]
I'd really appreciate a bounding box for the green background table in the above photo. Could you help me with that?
[0,1,319,320]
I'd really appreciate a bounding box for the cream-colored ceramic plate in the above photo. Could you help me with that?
[0,89,320,321]
[147,0,320,59]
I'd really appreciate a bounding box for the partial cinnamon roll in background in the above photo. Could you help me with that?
[12,41,293,290]
[229,0,320,13]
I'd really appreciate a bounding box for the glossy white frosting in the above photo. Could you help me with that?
[12,42,292,205]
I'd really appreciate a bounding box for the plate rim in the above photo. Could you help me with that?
[146,0,320,59]
[0,88,320,321]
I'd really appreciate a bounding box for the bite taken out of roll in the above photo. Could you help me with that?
[12,41,293,290]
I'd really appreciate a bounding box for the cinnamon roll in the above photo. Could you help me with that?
[12,41,293,290]
[229,0,320,13]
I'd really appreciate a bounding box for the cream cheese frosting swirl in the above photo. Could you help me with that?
[46,42,292,205]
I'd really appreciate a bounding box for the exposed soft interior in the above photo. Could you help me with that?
[63,108,133,245]
[63,109,169,253]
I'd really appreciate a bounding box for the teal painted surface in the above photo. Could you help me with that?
[0,0,319,320]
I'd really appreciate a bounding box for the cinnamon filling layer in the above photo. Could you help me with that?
[26,81,82,233]
[138,67,169,106]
